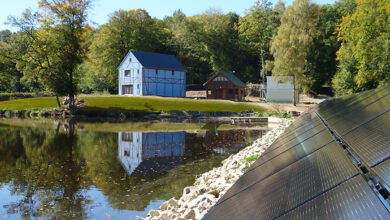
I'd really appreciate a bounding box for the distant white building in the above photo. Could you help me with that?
[266,76,297,103]
[118,51,186,97]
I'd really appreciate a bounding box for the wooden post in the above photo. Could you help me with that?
[293,75,296,106]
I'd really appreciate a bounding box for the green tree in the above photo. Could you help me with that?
[238,0,282,83]
[270,0,320,105]
[7,0,91,107]
[165,10,255,83]
[164,10,212,84]
[305,0,356,95]
[0,30,12,42]
[333,0,390,95]
[0,31,27,92]
[86,9,169,93]
[192,10,241,72]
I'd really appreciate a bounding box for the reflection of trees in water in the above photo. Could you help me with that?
[0,125,88,219]
[204,130,246,150]
[0,125,265,218]
[0,126,229,217]
[203,130,266,153]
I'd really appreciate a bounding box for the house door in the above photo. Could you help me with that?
[122,85,133,95]
[215,89,221,98]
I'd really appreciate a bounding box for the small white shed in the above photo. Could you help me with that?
[266,76,297,102]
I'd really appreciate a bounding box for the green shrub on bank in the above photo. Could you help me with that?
[0,93,33,101]
[255,112,294,119]
[240,155,260,164]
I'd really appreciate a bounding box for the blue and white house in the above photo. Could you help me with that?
[118,51,186,97]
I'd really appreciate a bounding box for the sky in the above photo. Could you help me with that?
[0,0,337,31]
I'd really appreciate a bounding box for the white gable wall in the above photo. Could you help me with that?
[118,52,143,95]
[118,132,143,175]
[266,76,294,102]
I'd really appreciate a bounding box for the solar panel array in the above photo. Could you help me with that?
[203,86,390,220]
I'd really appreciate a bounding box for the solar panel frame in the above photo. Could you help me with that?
[280,111,318,136]
[203,86,390,220]
[328,94,390,136]
[324,88,390,126]
[269,117,322,148]
[372,159,390,188]
[317,86,390,122]
[277,175,390,220]
[250,128,333,170]
[204,143,359,220]
[220,140,337,203]
[342,110,390,168]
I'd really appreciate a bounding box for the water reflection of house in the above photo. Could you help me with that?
[204,130,266,154]
[118,132,185,175]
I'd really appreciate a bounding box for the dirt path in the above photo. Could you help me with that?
[186,91,327,113]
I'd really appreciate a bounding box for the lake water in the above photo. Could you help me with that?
[0,120,267,219]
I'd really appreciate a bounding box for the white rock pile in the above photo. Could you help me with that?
[142,118,293,220]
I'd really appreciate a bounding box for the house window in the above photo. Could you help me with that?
[122,85,133,95]
[122,132,133,142]
[214,76,227,82]
[155,69,158,74]
[236,89,238,94]
[137,84,140,89]
[124,150,130,157]
[229,89,233,95]
[129,57,132,62]
[137,69,139,74]
[125,70,131,77]
[172,71,174,76]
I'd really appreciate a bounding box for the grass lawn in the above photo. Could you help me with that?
[0,96,266,113]
[0,97,58,110]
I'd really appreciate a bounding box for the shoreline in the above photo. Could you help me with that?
[0,109,291,127]
[142,118,293,220]
[0,108,247,120]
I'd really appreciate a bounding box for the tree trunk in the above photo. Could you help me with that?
[260,49,266,84]
[56,96,61,108]
[293,76,296,106]
[69,94,75,108]
[68,70,75,108]
[68,119,75,136]
[55,122,60,135]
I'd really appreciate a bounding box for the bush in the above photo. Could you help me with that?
[244,155,260,163]
[246,83,261,96]
[0,93,33,101]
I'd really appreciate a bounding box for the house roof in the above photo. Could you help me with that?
[204,71,246,87]
[124,51,186,71]
[130,157,184,175]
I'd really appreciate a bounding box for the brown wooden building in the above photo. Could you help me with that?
[203,71,246,100]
